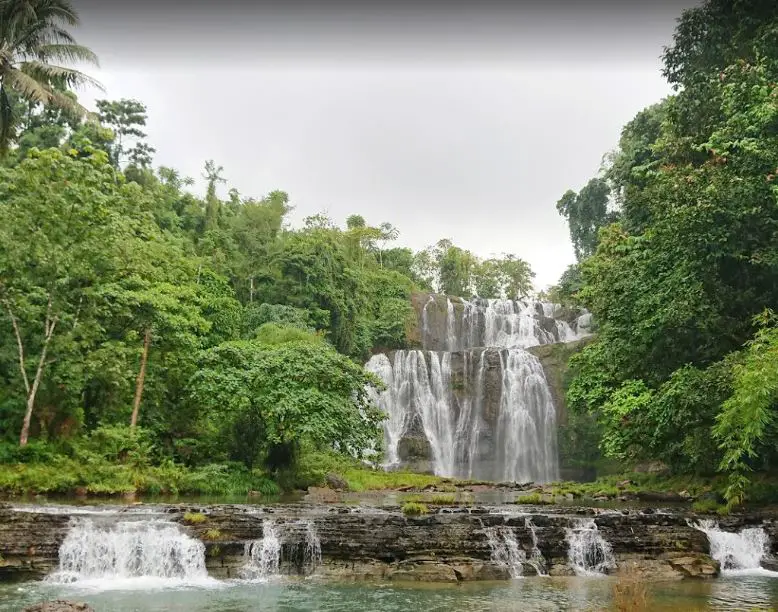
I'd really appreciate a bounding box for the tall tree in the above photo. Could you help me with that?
[0,0,102,154]
[95,98,155,168]
[203,159,225,231]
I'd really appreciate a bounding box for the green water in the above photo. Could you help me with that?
[2,575,777,611]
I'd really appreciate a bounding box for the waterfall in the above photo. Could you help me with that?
[565,519,615,576]
[241,520,281,580]
[365,353,407,467]
[486,527,526,578]
[525,518,547,576]
[446,298,458,351]
[692,520,773,573]
[367,295,585,481]
[495,349,559,483]
[242,519,321,579]
[45,518,210,586]
[368,347,558,482]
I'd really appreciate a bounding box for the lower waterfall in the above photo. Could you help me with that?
[45,518,211,586]
[692,520,774,573]
[241,520,282,580]
[565,519,615,576]
[365,347,558,482]
[241,519,321,579]
[486,527,526,578]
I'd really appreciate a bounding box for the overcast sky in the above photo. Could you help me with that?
[72,1,697,289]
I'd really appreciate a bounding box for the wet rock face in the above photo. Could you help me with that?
[4,503,773,583]
[22,601,95,612]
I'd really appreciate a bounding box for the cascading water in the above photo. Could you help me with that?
[525,518,547,576]
[565,518,615,576]
[367,294,587,481]
[241,520,282,580]
[692,520,773,573]
[241,519,322,579]
[45,518,210,586]
[494,349,558,483]
[486,527,526,578]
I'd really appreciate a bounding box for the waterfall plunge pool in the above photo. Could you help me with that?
[3,575,778,611]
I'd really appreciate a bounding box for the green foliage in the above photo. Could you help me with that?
[713,312,778,505]
[183,512,207,524]
[401,502,429,516]
[557,0,778,501]
[515,493,552,505]
[204,528,222,541]
[556,178,615,261]
[189,339,385,472]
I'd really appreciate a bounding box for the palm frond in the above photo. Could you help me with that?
[34,43,98,66]
[4,66,51,104]
[21,60,103,91]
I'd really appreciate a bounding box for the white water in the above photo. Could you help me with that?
[366,347,558,482]
[486,527,526,578]
[692,520,776,575]
[525,518,547,576]
[495,349,559,483]
[241,519,321,580]
[242,520,282,580]
[565,519,615,576]
[444,298,592,351]
[45,519,213,589]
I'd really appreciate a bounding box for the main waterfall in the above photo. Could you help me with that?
[365,295,591,482]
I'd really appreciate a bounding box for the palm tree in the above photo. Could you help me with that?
[0,0,102,155]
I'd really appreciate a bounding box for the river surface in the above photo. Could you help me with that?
[2,574,778,611]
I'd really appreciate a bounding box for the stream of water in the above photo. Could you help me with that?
[3,575,778,611]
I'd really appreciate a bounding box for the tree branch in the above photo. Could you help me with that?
[3,299,30,394]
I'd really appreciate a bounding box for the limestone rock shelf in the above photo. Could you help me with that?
[2,502,776,582]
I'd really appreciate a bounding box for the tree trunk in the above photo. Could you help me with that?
[130,328,152,429]
[8,296,57,447]
[249,276,255,303]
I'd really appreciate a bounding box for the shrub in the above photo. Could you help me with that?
[183,512,207,524]
[204,528,222,541]
[516,493,552,505]
[430,494,456,505]
[402,502,429,516]
[692,499,723,514]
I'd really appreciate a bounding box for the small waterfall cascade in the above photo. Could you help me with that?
[241,519,322,579]
[423,297,592,351]
[692,519,771,572]
[525,518,547,576]
[241,520,282,580]
[486,527,526,578]
[565,518,615,576]
[45,518,208,584]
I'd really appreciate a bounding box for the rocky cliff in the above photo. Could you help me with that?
[3,502,776,583]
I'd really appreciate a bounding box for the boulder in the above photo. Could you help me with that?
[633,461,670,475]
[667,554,720,579]
[22,602,95,612]
[635,491,684,503]
[325,473,349,491]
[760,555,778,572]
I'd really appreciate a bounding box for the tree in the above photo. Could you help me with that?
[95,98,155,168]
[0,148,146,444]
[189,332,385,471]
[0,0,102,154]
[556,178,613,261]
[203,160,226,231]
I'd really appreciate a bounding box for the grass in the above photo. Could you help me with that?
[204,528,222,541]
[516,493,553,505]
[183,512,207,524]
[429,493,456,504]
[402,502,429,516]
[0,456,281,498]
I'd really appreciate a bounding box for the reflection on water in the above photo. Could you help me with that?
[2,575,778,612]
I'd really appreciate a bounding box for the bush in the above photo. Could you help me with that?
[183,512,207,524]
[692,499,724,514]
[516,493,552,505]
[402,502,429,516]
